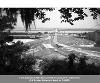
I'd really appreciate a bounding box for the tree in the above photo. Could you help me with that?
[0,8,17,45]
[0,8,30,74]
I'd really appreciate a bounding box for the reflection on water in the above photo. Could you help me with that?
[13,39,34,43]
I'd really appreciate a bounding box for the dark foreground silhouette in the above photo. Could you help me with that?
[41,53,100,75]
[0,42,100,75]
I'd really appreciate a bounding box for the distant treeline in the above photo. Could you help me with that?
[10,32,43,35]
[9,32,44,39]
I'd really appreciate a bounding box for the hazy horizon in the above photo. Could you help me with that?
[12,27,99,32]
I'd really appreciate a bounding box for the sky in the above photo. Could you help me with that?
[14,8,100,31]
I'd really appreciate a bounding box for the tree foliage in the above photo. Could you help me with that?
[0,8,54,31]
[41,53,100,75]
[3,8,54,31]
[59,8,100,25]
[0,8,17,44]
[59,8,88,25]
[0,8,17,31]
[89,8,100,19]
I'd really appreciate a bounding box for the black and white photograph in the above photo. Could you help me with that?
[1,7,100,76]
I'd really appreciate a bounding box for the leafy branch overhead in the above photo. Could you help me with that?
[18,8,54,30]
[59,8,100,25]
[1,8,54,31]
[59,8,88,25]
[89,8,100,19]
